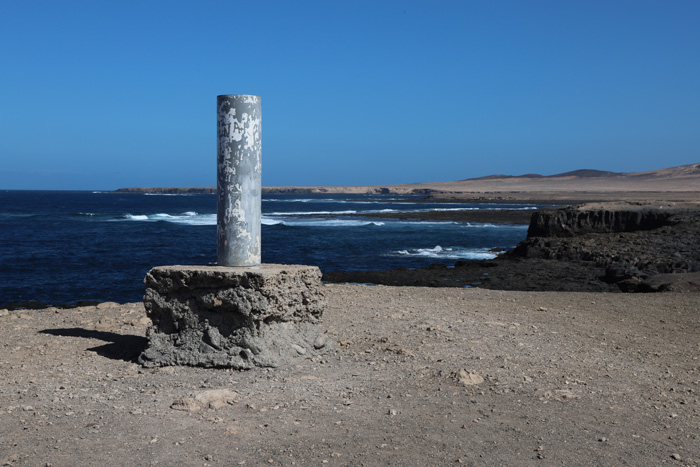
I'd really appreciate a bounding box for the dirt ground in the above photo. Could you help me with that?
[1,284,699,466]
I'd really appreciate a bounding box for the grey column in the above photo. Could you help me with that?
[217,95,262,266]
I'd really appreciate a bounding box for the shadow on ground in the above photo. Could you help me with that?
[41,328,148,362]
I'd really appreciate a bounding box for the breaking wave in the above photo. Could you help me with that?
[121,212,215,225]
[387,245,499,260]
[263,217,384,227]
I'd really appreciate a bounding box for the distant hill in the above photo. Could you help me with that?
[465,169,622,181]
[462,164,700,182]
[116,162,700,195]
[549,169,622,178]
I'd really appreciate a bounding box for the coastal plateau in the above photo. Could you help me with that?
[115,162,700,294]
[115,162,700,197]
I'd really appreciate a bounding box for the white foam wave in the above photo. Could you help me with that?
[394,220,459,226]
[461,223,528,229]
[120,212,385,228]
[266,210,358,216]
[124,214,149,221]
[267,208,410,217]
[389,245,498,260]
[262,218,283,225]
[263,217,384,227]
[121,212,216,225]
[422,207,479,212]
[263,198,337,203]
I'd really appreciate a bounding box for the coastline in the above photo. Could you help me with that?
[3,174,700,463]
[326,201,700,293]
[4,195,699,310]
[11,164,700,309]
[114,162,700,199]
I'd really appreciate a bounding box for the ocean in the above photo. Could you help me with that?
[0,190,538,307]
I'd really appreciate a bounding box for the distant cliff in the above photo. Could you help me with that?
[525,204,677,237]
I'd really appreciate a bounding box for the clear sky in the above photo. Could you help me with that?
[1,0,699,190]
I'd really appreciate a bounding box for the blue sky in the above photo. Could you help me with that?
[1,0,699,190]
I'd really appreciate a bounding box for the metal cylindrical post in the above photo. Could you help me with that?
[216,95,262,266]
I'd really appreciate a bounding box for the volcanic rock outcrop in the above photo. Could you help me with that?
[510,202,700,291]
[525,204,676,237]
[324,202,700,293]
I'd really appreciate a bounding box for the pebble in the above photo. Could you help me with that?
[671,453,681,461]
[171,398,201,413]
[291,344,306,355]
[194,389,238,409]
[242,336,262,355]
[313,334,328,349]
[456,369,484,386]
[136,317,151,327]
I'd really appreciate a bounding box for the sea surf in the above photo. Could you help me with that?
[0,191,538,307]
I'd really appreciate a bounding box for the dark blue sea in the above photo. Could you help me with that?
[0,191,539,307]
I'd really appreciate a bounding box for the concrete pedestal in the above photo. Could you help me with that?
[138,264,328,369]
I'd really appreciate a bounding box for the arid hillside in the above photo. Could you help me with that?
[116,162,700,197]
[261,162,700,195]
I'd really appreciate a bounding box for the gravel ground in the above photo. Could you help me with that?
[1,285,699,466]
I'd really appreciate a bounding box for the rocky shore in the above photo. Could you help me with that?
[3,184,699,464]
[324,201,700,293]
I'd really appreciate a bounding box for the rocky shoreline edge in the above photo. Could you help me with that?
[4,200,699,311]
[324,201,700,293]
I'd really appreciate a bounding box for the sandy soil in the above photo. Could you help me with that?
[2,285,699,466]
[263,163,700,196]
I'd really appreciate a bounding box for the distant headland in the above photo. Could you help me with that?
[114,162,700,199]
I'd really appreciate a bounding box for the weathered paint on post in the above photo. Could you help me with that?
[216,95,262,266]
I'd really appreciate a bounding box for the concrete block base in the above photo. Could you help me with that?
[137,264,329,369]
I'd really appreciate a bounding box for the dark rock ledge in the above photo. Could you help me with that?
[324,202,700,293]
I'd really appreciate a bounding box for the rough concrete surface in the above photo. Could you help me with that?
[139,264,328,369]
